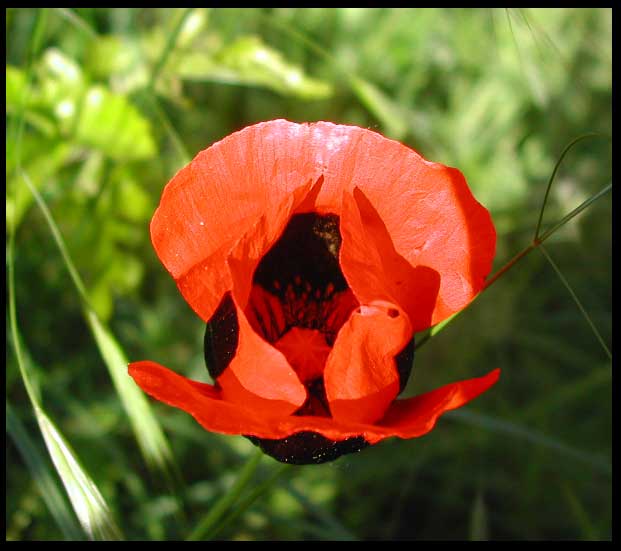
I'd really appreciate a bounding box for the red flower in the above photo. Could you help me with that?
[129,120,499,464]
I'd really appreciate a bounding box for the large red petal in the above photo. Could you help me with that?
[308,122,497,325]
[151,122,320,322]
[151,120,495,328]
[339,188,441,332]
[129,361,499,444]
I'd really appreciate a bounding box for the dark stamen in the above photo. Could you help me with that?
[204,292,238,380]
[254,213,347,295]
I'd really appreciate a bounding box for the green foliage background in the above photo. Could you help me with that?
[6,8,611,541]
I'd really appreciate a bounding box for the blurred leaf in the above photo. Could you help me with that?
[74,86,156,160]
[116,177,152,222]
[6,64,28,106]
[175,35,333,100]
[6,65,57,134]
[37,49,86,128]
[349,76,408,140]
[41,47,82,85]
[177,9,210,48]
[6,138,71,231]
[469,492,489,541]
[7,402,84,541]
[85,35,138,79]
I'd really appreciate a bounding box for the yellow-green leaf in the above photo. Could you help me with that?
[75,86,157,160]
[175,35,332,100]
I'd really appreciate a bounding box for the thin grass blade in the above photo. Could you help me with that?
[54,8,98,39]
[9,247,122,540]
[7,402,84,541]
[447,409,611,476]
[349,76,408,139]
[539,245,611,360]
[20,170,174,475]
[205,463,290,540]
[534,133,609,241]
[187,449,263,541]
[560,482,599,540]
[469,491,489,541]
[86,310,174,471]
[285,482,358,541]
[34,405,123,540]
[148,8,195,91]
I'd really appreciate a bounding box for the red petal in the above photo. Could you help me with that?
[217,299,307,417]
[310,123,496,325]
[376,368,501,441]
[339,188,441,332]
[323,302,411,424]
[151,121,320,321]
[151,120,495,328]
[129,361,499,443]
[227,176,319,310]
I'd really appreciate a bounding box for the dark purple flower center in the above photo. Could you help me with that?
[204,212,415,463]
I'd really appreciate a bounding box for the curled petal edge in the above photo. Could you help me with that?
[128,361,500,445]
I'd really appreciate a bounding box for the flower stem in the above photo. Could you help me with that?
[187,449,264,541]
[204,463,290,540]
[148,8,194,92]
[538,245,611,360]
[533,133,607,241]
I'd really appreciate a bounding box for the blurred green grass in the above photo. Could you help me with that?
[6,8,611,541]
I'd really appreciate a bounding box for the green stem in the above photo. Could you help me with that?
[416,181,612,350]
[8,8,50,406]
[534,133,608,241]
[20,171,92,308]
[143,93,191,165]
[187,449,264,541]
[55,8,98,39]
[148,8,194,92]
[538,183,611,243]
[205,463,290,540]
[485,181,611,294]
[538,245,611,360]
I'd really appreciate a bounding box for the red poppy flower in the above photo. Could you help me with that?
[129,119,499,464]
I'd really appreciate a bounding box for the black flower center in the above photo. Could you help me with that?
[204,212,415,463]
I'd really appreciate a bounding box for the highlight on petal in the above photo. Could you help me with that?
[128,361,500,445]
